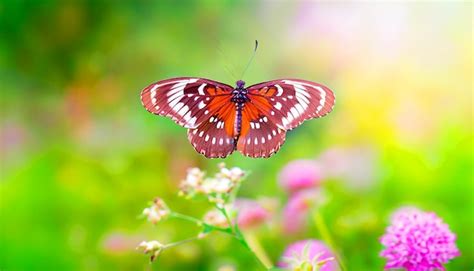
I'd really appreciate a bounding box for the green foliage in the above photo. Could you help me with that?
[0,1,472,270]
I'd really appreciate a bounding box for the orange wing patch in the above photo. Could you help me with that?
[206,95,236,137]
[255,87,277,96]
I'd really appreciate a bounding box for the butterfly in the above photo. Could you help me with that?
[140,77,335,158]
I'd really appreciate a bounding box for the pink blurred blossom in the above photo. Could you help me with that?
[279,160,323,194]
[279,239,338,271]
[380,207,460,271]
[101,232,143,254]
[282,189,325,234]
[317,146,378,191]
[234,199,270,229]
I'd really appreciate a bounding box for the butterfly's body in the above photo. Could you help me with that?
[141,77,335,158]
[231,80,249,142]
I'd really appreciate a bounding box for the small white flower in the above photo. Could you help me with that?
[217,163,245,183]
[203,209,229,228]
[179,165,245,203]
[142,198,169,224]
[186,168,204,186]
[229,167,245,181]
[179,168,206,197]
[213,178,233,194]
[137,240,164,261]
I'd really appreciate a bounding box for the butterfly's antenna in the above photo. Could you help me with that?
[240,40,259,80]
[215,40,239,81]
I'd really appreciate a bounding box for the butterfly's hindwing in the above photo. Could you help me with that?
[141,77,233,128]
[188,100,236,158]
[247,79,335,131]
[236,102,287,158]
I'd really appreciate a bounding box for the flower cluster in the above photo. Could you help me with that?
[279,239,337,271]
[142,197,170,224]
[138,164,267,265]
[179,163,246,205]
[380,207,460,271]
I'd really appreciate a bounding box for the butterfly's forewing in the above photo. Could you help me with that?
[236,97,287,158]
[246,79,335,130]
[141,77,234,128]
[188,96,236,158]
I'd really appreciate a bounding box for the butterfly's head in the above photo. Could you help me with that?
[236,80,245,89]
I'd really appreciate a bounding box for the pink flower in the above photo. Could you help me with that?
[279,239,338,271]
[282,189,325,234]
[380,207,460,271]
[279,160,322,194]
[234,199,270,229]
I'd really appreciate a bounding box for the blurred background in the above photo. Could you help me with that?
[0,1,472,270]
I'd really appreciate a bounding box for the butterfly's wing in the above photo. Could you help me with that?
[246,79,335,130]
[236,79,335,158]
[187,96,237,158]
[236,99,287,158]
[141,77,234,128]
[141,77,236,158]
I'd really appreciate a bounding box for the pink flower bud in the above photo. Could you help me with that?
[234,199,270,229]
[279,160,322,194]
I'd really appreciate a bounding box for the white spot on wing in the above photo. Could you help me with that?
[290,107,299,118]
[150,85,159,100]
[198,101,206,109]
[183,110,192,122]
[275,102,282,110]
[167,81,187,97]
[275,84,283,96]
[198,83,207,95]
[295,103,305,115]
[178,105,188,116]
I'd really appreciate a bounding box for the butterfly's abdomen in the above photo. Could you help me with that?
[234,103,243,137]
[231,88,249,140]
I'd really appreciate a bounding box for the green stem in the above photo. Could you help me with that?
[218,206,234,233]
[217,205,270,270]
[169,212,231,234]
[313,210,347,271]
[169,212,202,225]
[163,236,200,249]
[242,230,273,269]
